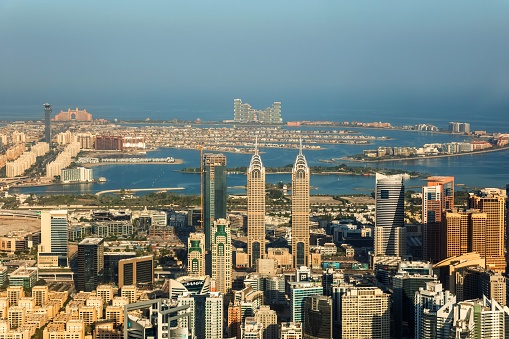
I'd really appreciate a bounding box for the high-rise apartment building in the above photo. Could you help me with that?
[202,153,227,251]
[44,103,52,143]
[292,142,310,268]
[339,287,390,339]
[414,281,456,339]
[288,282,323,323]
[374,173,406,257]
[422,176,454,262]
[233,99,282,124]
[77,238,104,292]
[38,210,69,267]
[177,292,223,339]
[187,232,205,276]
[468,191,506,272]
[211,219,231,294]
[393,271,437,338]
[247,141,266,267]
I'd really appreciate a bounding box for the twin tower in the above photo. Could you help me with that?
[202,140,310,270]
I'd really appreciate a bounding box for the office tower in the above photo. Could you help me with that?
[187,233,205,276]
[292,141,310,268]
[280,323,303,339]
[77,238,104,292]
[422,176,454,262]
[38,210,69,267]
[444,297,507,338]
[433,252,485,301]
[117,255,154,288]
[247,140,266,267]
[460,266,506,305]
[202,153,227,251]
[177,292,223,339]
[414,281,456,339]
[103,252,136,283]
[254,305,278,339]
[211,218,231,294]
[44,103,52,143]
[168,275,211,300]
[393,271,437,338]
[288,282,323,323]
[302,295,332,339]
[442,209,486,261]
[468,191,506,272]
[374,173,406,257]
[340,287,390,339]
[124,298,192,339]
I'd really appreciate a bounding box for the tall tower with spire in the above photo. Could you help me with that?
[292,139,310,268]
[247,138,266,267]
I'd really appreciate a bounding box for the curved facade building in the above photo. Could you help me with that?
[374,173,406,257]
[247,140,266,267]
[292,141,310,268]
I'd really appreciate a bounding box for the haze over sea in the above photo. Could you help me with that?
[7,102,509,197]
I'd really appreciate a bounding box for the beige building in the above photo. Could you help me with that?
[117,256,154,288]
[94,320,122,339]
[211,218,232,294]
[120,286,137,304]
[266,248,292,270]
[280,322,302,339]
[247,142,266,267]
[8,307,25,330]
[291,141,310,268]
[32,286,49,307]
[254,305,278,339]
[340,287,390,339]
[7,287,24,307]
[187,233,205,276]
[105,306,123,326]
[96,285,114,305]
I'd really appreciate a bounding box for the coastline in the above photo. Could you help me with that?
[340,145,509,163]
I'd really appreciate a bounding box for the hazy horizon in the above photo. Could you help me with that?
[1,1,508,122]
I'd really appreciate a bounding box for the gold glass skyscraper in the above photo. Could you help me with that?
[292,140,310,268]
[247,140,266,267]
[468,191,506,272]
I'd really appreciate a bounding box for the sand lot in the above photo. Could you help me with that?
[0,217,40,236]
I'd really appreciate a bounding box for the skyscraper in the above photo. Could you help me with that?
[77,238,104,292]
[247,140,266,267]
[374,173,406,257]
[422,176,454,262]
[468,191,506,272]
[414,281,456,339]
[202,153,227,251]
[303,295,332,339]
[292,140,310,268]
[211,218,231,294]
[38,210,69,267]
[177,292,224,339]
[44,103,52,143]
[340,287,390,339]
[187,232,205,276]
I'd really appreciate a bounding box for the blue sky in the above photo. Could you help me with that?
[1,0,508,119]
